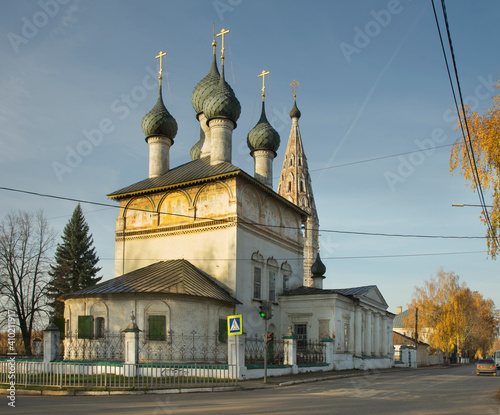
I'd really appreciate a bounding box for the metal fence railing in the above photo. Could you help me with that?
[245,334,285,365]
[296,340,326,364]
[62,331,228,364]
[0,360,237,389]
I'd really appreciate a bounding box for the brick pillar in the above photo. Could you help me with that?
[122,313,141,377]
[283,324,298,374]
[43,320,60,362]
[228,333,246,380]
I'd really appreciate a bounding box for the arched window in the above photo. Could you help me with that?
[288,182,292,192]
[95,317,105,339]
[252,251,264,300]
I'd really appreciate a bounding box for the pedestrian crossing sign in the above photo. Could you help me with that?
[227,315,243,336]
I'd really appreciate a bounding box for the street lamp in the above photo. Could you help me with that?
[452,203,493,208]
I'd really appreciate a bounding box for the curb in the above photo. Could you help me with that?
[0,386,240,396]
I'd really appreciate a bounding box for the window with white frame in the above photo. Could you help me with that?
[344,322,350,351]
[269,270,276,302]
[253,267,262,299]
[251,251,264,301]
[282,274,289,293]
[281,261,292,293]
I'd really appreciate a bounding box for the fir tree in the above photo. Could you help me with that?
[48,204,102,322]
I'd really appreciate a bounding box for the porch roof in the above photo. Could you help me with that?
[60,259,240,304]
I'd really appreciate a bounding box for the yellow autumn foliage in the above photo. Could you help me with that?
[403,269,499,357]
[450,80,500,258]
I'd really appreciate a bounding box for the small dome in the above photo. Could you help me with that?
[190,141,201,160]
[190,128,205,160]
[203,67,241,126]
[191,52,220,116]
[289,98,301,119]
[247,101,280,154]
[142,87,178,141]
[311,253,326,277]
[290,98,301,119]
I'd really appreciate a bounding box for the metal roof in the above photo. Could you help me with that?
[60,259,240,304]
[108,158,241,198]
[281,285,377,297]
[393,308,411,328]
[107,157,307,217]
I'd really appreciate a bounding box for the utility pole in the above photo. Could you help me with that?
[414,307,419,349]
[264,318,268,383]
[259,300,272,383]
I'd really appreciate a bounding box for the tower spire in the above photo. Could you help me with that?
[277,82,319,287]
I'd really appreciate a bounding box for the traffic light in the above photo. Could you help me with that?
[259,300,273,320]
[259,302,267,319]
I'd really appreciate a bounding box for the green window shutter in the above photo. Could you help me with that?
[78,316,93,339]
[148,315,166,340]
[219,318,228,343]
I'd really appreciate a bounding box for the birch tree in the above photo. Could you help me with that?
[0,210,56,354]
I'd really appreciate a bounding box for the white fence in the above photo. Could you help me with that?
[0,360,237,389]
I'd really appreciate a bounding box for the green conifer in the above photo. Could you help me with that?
[48,204,102,323]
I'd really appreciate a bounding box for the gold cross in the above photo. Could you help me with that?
[290,79,299,98]
[156,51,167,83]
[216,28,230,60]
[259,70,270,98]
[212,23,217,49]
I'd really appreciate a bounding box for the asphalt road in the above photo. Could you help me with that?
[3,365,499,415]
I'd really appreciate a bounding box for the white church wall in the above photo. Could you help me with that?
[279,295,337,342]
[64,296,234,339]
[115,225,238,293]
[234,225,303,338]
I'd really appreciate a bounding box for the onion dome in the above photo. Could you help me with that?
[190,127,205,160]
[247,101,280,155]
[203,66,241,126]
[191,51,220,117]
[289,98,301,119]
[142,87,178,141]
[311,253,326,277]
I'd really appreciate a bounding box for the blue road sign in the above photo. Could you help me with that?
[227,315,243,336]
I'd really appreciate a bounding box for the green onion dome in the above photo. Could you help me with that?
[191,51,220,117]
[141,87,178,141]
[190,128,204,161]
[311,253,326,277]
[247,101,280,155]
[203,66,241,126]
[289,98,301,119]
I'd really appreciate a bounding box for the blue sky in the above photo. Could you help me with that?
[1,0,499,314]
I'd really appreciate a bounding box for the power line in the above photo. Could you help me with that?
[0,186,491,240]
[309,143,454,173]
[96,250,487,262]
[432,0,498,251]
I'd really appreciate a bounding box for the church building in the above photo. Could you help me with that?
[61,29,394,370]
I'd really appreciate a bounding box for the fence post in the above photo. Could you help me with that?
[43,320,60,362]
[283,324,298,374]
[228,333,245,380]
[122,313,141,378]
[321,338,334,366]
